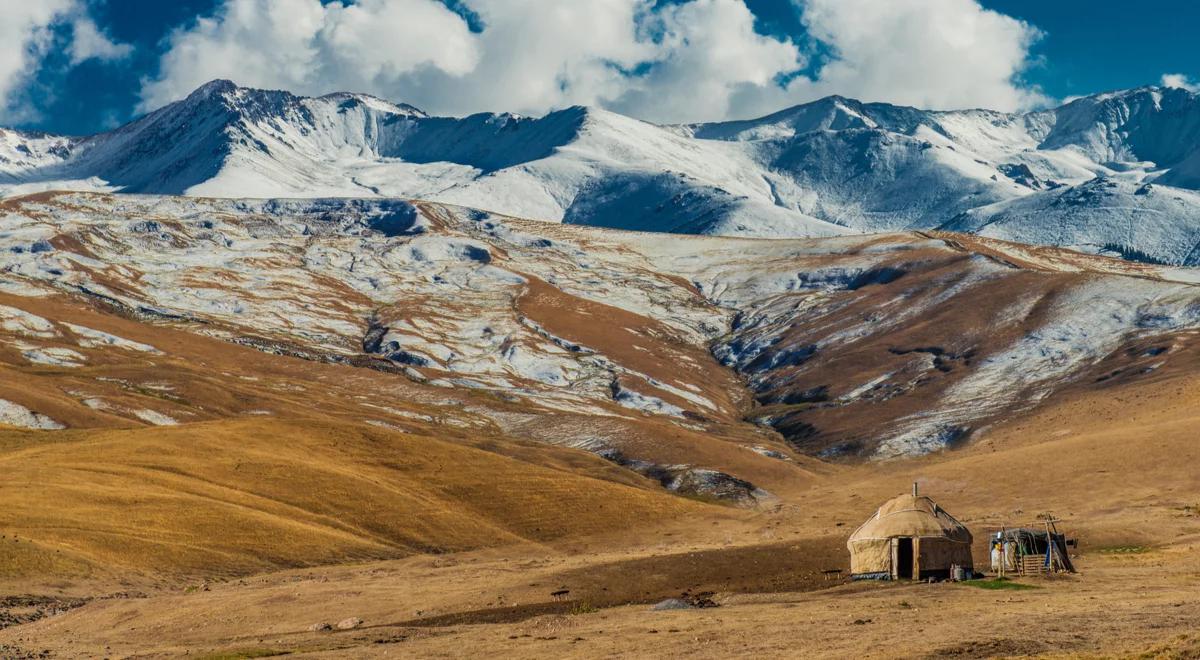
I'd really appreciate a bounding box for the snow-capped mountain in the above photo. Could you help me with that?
[4,81,1200,263]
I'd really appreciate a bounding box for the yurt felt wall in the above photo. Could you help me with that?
[848,538,892,576]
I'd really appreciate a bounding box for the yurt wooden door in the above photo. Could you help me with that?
[892,537,916,579]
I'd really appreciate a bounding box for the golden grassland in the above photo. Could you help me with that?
[1,353,1198,657]
[0,417,717,584]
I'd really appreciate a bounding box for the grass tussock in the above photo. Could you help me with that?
[1098,545,1152,555]
[1131,633,1199,660]
[961,577,1038,591]
[570,601,600,615]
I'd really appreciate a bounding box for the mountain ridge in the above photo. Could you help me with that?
[3,81,1200,264]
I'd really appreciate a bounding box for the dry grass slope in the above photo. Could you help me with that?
[0,418,711,584]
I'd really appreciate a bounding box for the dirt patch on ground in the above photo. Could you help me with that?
[550,536,848,606]
[0,596,89,630]
[924,638,1056,658]
[396,601,576,627]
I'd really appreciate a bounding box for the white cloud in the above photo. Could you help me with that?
[1161,73,1199,92]
[609,0,804,122]
[69,17,134,65]
[409,0,659,117]
[0,0,133,121]
[0,0,76,120]
[786,0,1047,113]
[140,0,481,112]
[137,0,1047,123]
[139,0,805,122]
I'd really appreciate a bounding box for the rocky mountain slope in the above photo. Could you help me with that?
[3,192,1198,467]
[4,82,1200,264]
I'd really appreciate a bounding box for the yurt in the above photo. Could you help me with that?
[847,485,973,580]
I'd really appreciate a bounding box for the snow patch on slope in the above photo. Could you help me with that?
[0,305,57,338]
[63,323,161,353]
[0,399,64,430]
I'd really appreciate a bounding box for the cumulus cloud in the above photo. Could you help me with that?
[139,0,482,112]
[68,16,134,65]
[0,0,132,121]
[786,0,1047,113]
[140,0,798,122]
[138,0,1046,122]
[609,0,803,122]
[1161,73,1199,92]
[376,0,658,118]
[0,0,75,120]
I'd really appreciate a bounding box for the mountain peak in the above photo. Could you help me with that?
[687,94,925,141]
[316,91,428,118]
[190,79,239,99]
[1067,83,1197,106]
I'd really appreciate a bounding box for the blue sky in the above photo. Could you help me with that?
[6,0,1199,135]
[746,0,1200,98]
[984,0,1200,96]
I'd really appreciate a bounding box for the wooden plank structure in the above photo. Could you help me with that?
[991,517,1075,576]
[1020,555,1048,576]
